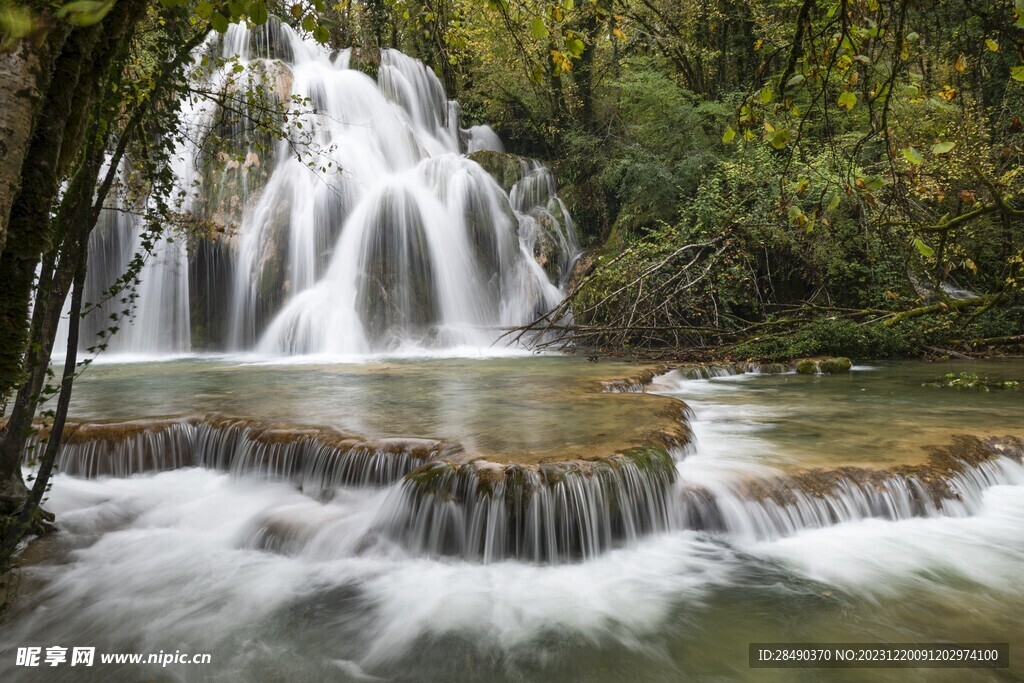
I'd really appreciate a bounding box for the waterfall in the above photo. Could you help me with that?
[378,450,679,564]
[79,204,191,355]
[24,412,1024,564]
[68,19,578,356]
[23,416,450,495]
[677,450,1024,541]
[375,438,1024,563]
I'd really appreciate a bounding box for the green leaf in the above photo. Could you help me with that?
[210,10,229,33]
[827,193,841,212]
[57,0,114,26]
[985,38,999,52]
[722,126,736,144]
[838,91,857,110]
[195,0,213,19]
[931,141,956,155]
[770,128,791,149]
[759,86,773,104]
[914,238,934,257]
[902,146,924,164]
[313,24,329,43]
[864,176,886,192]
[0,5,34,39]
[529,63,544,85]
[248,2,268,25]
[301,14,316,32]
[785,74,805,88]
[530,16,546,40]
[565,37,584,57]
[1011,66,1024,82]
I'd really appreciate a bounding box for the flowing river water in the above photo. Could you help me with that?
[2,356,1023,682]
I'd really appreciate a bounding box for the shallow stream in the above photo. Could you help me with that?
[3,356,1022,682]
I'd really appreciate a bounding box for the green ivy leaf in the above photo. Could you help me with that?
[902,146,924,164]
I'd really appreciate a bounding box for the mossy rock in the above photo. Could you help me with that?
[795,359,818,375]
[468,150,524,192]
[619,446,677,481]
[349,47,380,79]
[818,357,852,374]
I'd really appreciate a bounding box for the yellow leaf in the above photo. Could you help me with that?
[985,38,999,52]
[954,54,966,72]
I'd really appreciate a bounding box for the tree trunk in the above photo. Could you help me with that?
[0,14,69,259]
[0,0,146,406]
[0,0,149,482]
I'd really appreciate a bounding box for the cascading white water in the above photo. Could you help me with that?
[23,415,446,493]
[220,29,573,354]
[52,166,192,357]
[67,20,577,357]
[80,205,191,355]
